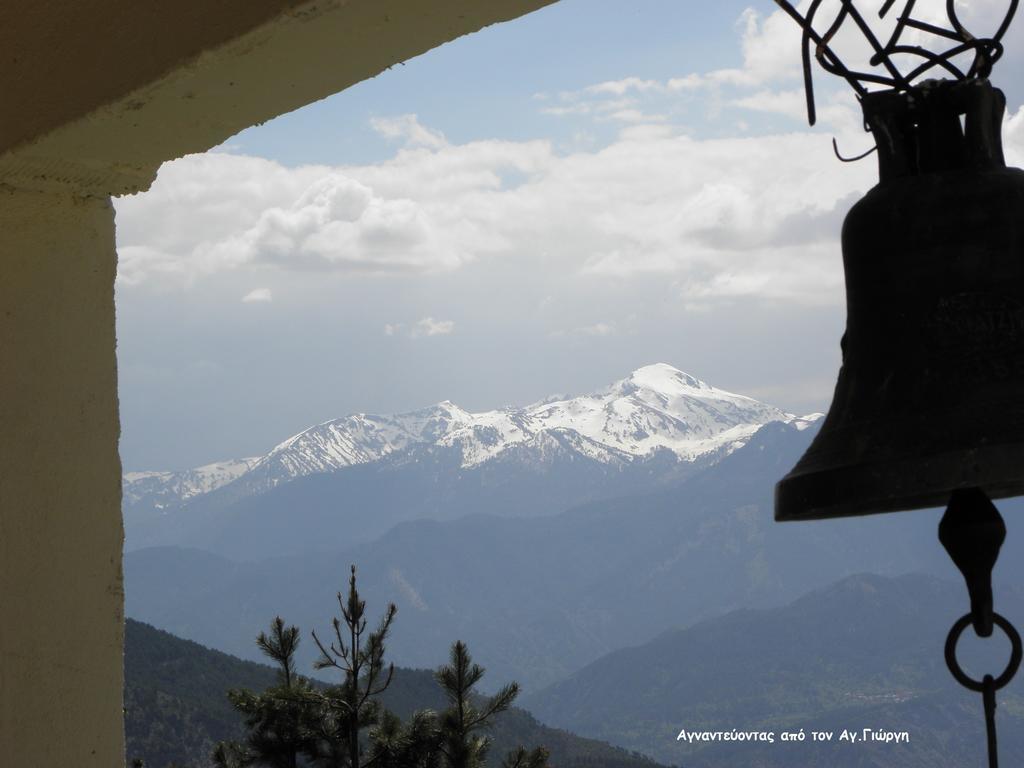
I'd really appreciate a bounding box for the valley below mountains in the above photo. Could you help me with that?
[523,573,1024,767]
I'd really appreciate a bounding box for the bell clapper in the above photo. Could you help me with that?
[939,488,1022,768]
[939,488,1005,636]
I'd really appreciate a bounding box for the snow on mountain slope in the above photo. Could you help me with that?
[123,457,261,511]
[442,364,792,466]
[234,401,475,492]
[124,364,814,508]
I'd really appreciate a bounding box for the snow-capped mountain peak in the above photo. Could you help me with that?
[124,365,810,509]
[623,363,711,392]
[459,363,793,468]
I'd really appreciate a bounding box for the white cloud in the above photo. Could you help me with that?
[606,109,667,124]
[115,133,553,284]
[548,321,617,338]
[115,3,891,308]
[557,7,800,101]
[540,103,594,118]
[731,87,861,133]
[701,7,803,89]
[667,74,704,92]
[242,288,272,303]
[585,77,663,96]
[538,6,821,131]
[411,317,455,338]
[115,115,873,305]
[384,318,456,338]
[1004,105,1024,168]
[370,114,447,149]
[575,322,615,336]
[545,2,1024,135]
[540,96,652,121]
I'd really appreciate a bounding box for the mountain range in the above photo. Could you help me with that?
[123,364,819,558]
[127,364,808,499]
[125,416,1017,691]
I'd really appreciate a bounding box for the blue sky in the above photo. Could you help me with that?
[227,1,765,165]
[114,0,1024,470]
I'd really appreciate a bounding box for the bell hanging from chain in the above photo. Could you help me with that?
[776,78,1024,522]
[766,2,1024,764]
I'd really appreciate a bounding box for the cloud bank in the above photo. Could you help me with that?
[115,3,1024,308]
[115,113,893,305]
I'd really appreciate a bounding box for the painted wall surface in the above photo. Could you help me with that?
[0,186,124,767]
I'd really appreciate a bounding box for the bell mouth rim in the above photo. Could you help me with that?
[775,442,1024,521]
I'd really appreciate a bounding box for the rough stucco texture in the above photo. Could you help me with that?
[0,0,558,196]
[0,186,124,767]
[0,0,308,155]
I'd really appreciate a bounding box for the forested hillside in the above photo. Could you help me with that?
[124,619,662,768]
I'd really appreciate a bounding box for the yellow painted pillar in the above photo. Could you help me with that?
[0,185,124,767]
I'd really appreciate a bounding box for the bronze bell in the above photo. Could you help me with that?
[776,78,1024,521]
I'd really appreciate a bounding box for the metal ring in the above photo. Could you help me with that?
[945,613,1023,692]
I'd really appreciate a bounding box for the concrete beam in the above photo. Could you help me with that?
[0,0,557,197]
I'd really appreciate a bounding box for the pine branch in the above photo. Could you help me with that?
[468,682,519,730]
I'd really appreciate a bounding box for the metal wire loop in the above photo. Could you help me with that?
[832,136,877,162]
[944,612,1023,693]
[773,0,1020,125]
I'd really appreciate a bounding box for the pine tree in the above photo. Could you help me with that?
[366,709,440,768]
[308,565,397,768]
[501,746,551,768]
[214,617,316,768]
[434,641,520,768]
[212,569,549,768]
